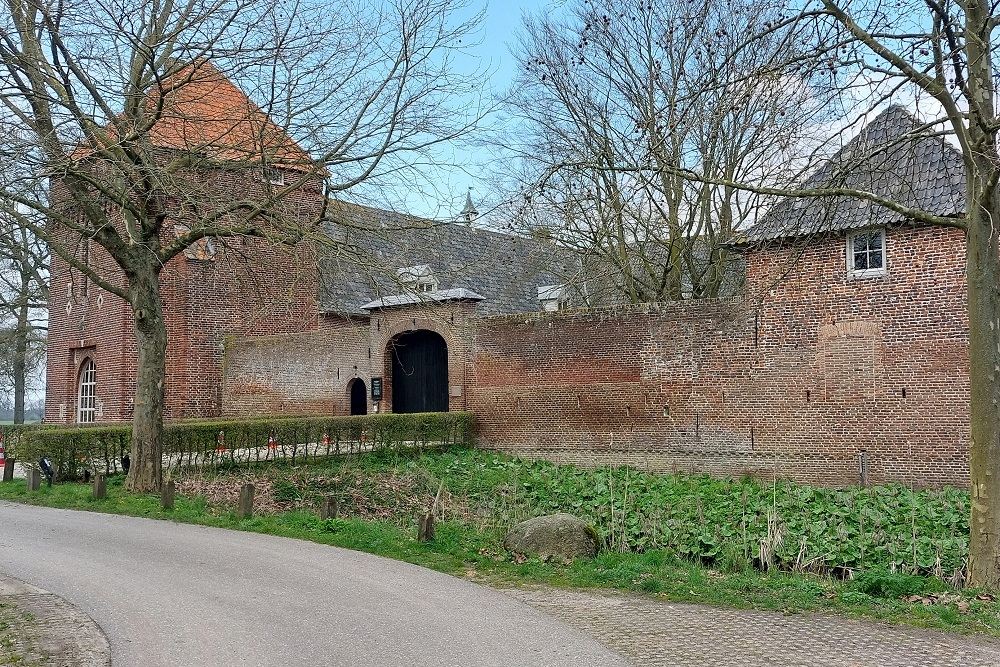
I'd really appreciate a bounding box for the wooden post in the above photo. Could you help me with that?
[92,474,106,500]
[417,511,435,542]
[26,469,40,492]
[2,459,13,482]
[417,481,443,542]
[319,495,339,520]
[161,480,175,510]
[238,483,255,519]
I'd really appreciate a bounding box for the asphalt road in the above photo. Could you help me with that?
[0,502,627,666]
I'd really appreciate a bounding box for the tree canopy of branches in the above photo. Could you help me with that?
[504,0,824,304]
[0,0,483,491]
[0,205,47,424]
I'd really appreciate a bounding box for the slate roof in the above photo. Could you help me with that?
[319,202,582,316]
[359,288,485,311]
[735,106,965,245]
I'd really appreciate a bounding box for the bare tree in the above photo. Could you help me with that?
[0,0,483,491]
[502,0,824,304]
[0,206,47,424]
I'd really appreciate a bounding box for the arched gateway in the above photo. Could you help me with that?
[388,330,448,413]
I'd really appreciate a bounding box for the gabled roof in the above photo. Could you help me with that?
[73,61,318,172]
[319,201,581,316]
[735,106,965,245]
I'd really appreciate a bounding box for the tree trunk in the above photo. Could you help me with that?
[126,265,167,493]
[12,297,28,425]
[966,201,1000,589]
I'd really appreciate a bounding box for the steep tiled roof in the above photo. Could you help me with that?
[319,202,582,316]
[73,62,316,171]
[735,106,965,245]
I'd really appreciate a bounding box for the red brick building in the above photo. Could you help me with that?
[46,91,972,487]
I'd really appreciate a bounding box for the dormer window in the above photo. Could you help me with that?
[262,167,285,186]
[847,228,886,279]
[397,265,438,293]
[538,284,568,312]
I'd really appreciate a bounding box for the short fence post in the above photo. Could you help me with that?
[2,458,14,482]
[319,495,339,520]
[93,474,106,500]
[238,483,255,519]
[161,480,175,510]
[26,469,40,492]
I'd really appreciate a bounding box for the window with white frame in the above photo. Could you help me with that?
[847,228,886,278]
[77,358,97,424]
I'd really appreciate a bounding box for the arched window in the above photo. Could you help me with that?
[77,358,97,424]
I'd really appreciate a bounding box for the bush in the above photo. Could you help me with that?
[4,412,472,480]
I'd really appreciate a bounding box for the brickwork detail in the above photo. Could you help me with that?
[468,225,970,488]
[223,320,371,416]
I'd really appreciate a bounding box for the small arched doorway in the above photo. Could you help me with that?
[389,329,448,413]
[349,379,368,415]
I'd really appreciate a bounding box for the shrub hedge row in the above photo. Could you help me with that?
[2,412,472,479]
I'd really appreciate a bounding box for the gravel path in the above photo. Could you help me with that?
[506,586,1000,667]
[0,574,110,666]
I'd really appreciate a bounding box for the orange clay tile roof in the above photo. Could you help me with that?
[73,61,320,173]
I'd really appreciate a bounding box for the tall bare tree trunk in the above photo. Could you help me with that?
[126,265,166,493]
[12,296,27,425]
[966,196,1000,588]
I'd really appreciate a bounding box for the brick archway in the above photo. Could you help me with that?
[369,305,472,414]
[386,329,448,413]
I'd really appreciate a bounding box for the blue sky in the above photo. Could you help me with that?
[464,1,539,91]
[392,0,545,220]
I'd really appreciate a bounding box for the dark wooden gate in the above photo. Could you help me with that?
[390,330,448,413]
[350,379,368,415]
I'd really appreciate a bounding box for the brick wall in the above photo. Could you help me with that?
[45,167,325,424]
[467,224,970,488]
[222,302,479,417]
[222,317,371,416]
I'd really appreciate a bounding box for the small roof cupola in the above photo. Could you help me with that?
[459,188,478,223]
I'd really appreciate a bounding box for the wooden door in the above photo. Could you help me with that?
[390,330,448,413]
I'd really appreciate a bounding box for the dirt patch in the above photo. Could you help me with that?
[173,468,475,523]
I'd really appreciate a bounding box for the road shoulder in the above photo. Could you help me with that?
[0,574,111,667]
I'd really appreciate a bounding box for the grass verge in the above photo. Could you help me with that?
[0,600,43,666]
[0,448,998,639]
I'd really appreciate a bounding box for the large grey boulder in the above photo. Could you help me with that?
[503,513,600,561]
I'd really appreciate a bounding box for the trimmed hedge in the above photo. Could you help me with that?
[3,412,472,480]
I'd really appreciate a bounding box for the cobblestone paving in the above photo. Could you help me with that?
[0,575,110,667]
[505,586,1000,667]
